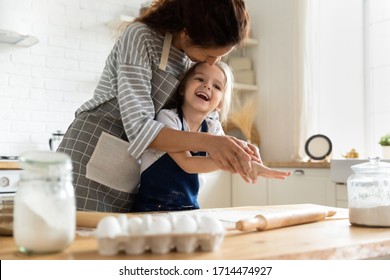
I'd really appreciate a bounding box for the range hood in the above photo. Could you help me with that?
[0,29,39,47]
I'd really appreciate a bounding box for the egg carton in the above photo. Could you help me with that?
[95,214,226,255]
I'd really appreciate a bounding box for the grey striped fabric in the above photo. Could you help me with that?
[58,22,189,212]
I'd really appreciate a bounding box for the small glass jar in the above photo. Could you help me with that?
[347,157,390,227]
[13,151,76,254]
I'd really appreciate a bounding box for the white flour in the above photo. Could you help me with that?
[13,195,75,253]
[349,206,390,227]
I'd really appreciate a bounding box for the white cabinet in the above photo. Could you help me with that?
[198,170,231,209]
[232,174,267,206]
[267,168,336,207]
[335,183,348,208]
[231,168,336,207]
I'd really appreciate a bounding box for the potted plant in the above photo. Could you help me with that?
[379,134,390,159]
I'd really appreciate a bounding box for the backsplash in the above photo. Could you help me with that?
[0,0,145,156]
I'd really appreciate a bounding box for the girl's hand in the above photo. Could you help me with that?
[249,162,291,183]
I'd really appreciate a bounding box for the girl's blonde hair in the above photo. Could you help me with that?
[174,61,233,124]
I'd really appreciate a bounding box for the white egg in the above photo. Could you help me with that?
[149,217,172,234]
[142,214,153,232]
[174,215,197,233]
[96,216,122,238]
[127,217,144,235]
[197,215,225,233]
[117,214,128,234]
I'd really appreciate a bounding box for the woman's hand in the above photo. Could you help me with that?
[249,162,291,183]
[207,135,258,182]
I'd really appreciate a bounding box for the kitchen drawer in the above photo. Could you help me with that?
[336,183,348,200]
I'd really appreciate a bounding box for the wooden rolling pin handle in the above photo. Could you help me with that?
[235,216,267,231]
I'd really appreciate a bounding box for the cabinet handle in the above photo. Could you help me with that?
[293,169,305,176]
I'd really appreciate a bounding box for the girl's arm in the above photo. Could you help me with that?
[167,150,291,183]
[150,127,254,178]
[168,151,220,174]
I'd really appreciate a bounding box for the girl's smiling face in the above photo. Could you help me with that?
[182,62,226,117]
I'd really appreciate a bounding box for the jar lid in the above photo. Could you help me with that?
[351,157,390,173]
[19,151,72,172]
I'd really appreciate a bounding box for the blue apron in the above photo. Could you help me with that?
[133,111,208,212]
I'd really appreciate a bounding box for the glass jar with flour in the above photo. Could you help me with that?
[347,157,390,227]
[13,151,76,254]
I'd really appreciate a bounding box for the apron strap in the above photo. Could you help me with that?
[159,32,172,71]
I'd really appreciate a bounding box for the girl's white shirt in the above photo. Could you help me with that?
[140,109,224,173]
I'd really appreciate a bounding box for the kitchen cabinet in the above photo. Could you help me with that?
[198,171,231,209]
[231,174,267,206]
[232,167,336,207]
[267,168,336,206]
[335,183,348,208]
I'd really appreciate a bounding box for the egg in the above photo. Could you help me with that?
[127,217,144,235]
[96,216,122,238]
[149,217,172,234]
[117,214,128,234]
[174,215,197,233]
[148,217,172,254]
[142,214,153,232]
[197,215,225,234]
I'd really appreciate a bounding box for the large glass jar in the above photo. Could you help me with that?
[13,151,76,254]
[347,157,390,227]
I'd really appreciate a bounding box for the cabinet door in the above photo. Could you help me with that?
[231,174,268,206]
[267,168,336,206]
[198,171,231,208]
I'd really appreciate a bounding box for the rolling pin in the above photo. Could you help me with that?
[235,207,337,231]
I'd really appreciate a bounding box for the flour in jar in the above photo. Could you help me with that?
[13,191,75,253]
[349,206,390,227]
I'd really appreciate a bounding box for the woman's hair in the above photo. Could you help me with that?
[174,61,233,124]
[135,0,250,48]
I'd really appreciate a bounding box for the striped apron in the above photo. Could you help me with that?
[57,33,180,212]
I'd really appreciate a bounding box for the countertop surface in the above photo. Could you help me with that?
[1,205,390,260]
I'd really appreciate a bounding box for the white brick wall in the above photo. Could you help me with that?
[0,0,145,156]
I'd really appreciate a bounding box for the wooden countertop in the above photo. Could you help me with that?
[0,161,20,170]
[1,205,390,260]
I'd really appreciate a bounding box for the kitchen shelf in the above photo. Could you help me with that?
[233,83,258,92]
[244,37,258,47]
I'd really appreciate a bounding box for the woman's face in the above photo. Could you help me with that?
[184,45,234,65]
[182,63,226,116]
[173,31,235,65]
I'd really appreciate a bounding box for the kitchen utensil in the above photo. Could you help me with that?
[48,130,65,151]
[235,205,336,231]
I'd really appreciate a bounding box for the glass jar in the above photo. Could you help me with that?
[13,151,76,254]
[347,157,390,227]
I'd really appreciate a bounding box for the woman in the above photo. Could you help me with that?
[133,61,290,212]
[58,0,258,212]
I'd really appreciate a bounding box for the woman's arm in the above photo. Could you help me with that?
[150,127,254,179]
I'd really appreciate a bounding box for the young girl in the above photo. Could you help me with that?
[133,61,290,212]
